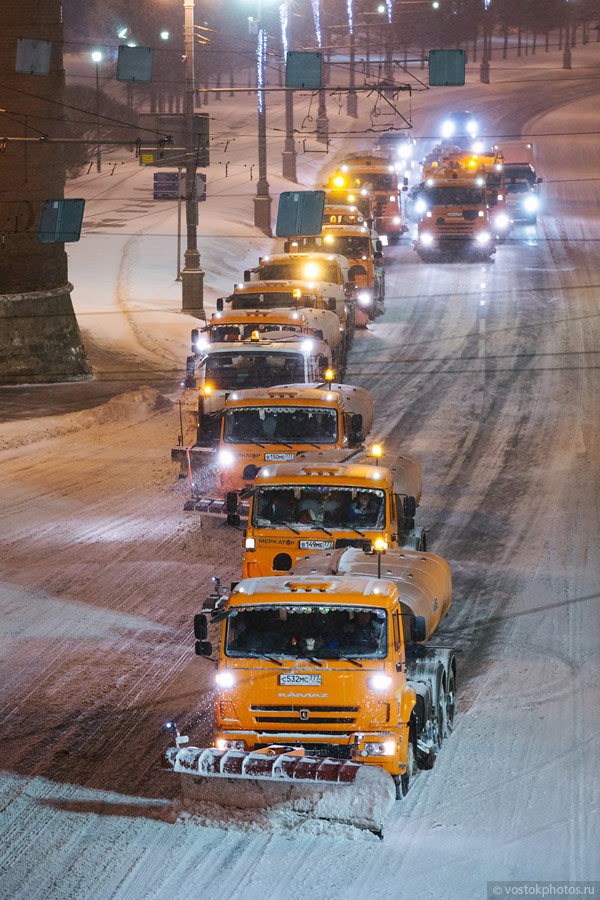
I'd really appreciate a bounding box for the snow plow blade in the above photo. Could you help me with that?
[162,745,396,836]
[182,497,251,518]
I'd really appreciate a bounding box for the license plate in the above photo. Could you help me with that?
[265,453,295,461]
[280,673,322,686]
[299,540,335,550]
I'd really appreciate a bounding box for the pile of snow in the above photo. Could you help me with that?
[0,388,172,453]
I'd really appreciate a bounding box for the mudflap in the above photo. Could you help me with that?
[163,746,395,836]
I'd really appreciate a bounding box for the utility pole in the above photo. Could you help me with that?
[281,9,297,181]
[254,14,272,234]
[181,0,205,317]
[348,28,358,118]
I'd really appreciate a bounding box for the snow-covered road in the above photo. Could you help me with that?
[1,42,599,900]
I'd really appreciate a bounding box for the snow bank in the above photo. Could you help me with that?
[0,388,173,453]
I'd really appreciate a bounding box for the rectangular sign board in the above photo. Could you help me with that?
[38,199,85,243]
[276,190,325,237]
[428,49,466,86]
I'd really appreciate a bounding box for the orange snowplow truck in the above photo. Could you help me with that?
[215,383,373,496]
[415,157,495,260]
[163,546,456,835]
[284,224,385,322]
[440,148,510,238]
[328,153,406,243]
[242,454,425,578]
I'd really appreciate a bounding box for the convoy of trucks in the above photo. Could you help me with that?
[163,127,543,835]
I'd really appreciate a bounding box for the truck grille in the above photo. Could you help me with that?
[255,741,352,759]
[251,704,358,726]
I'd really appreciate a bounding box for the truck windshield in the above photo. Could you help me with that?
[253,486,386,530]
[506,181,533,194]
[231,291,317,309]
[225,604,387,660]
[224,406,338,444]
[353,173,397,192]
[295,236,370,258]
[255,262,340,284]
[201,352,305,390]
[425,186,486,206]
[210,323,302,342]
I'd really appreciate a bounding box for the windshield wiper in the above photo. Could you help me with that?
[250,652,283,666]
[333,654,363,668]
[307,523,333,537]
[344,524,366,537]
[294,654,323,668]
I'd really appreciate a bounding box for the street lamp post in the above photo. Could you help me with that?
[91,51,102,173]
[253,3,272,234]
[181,0,205,317]
[281,4,297,181]
[348,28,358,118]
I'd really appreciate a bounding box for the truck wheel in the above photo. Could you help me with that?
[396,726,416,798]
[444,671,457,736]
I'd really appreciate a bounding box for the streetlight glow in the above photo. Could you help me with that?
[91,51,102,63]
[160,30,170,40]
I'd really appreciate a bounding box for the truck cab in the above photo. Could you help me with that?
[244,254,354,349]
[180,335,333,445]
[504,163,542,224]
[328,154,406,243]
[243,457,424,578]
[213,384,372,498]
[284,225,385,322]
[415,159,495,260]
[193,548,455,794]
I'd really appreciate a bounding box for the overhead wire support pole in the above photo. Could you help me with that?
[181,0,205,318]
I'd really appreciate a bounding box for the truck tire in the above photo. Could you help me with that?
[443,670,457,737]
[396,724,417,799]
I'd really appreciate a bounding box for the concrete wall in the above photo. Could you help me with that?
[0,0,91,384]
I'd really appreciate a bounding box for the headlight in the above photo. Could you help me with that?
[203,384,213,396]
[468,120,478,136]
[420,232,434,246]
[392,215,401,225]
[397,142,412,159]
[357,291,372,306]
[216,739,245,751]
[475,231,491,245]
[304,263,319,279]
[524,195,539,212]
[441,120,454,138]
[369,674,392,691]
[494,213,510,230]
[362,740,396,757]
[195,339,209,352]
[245,537,256,550]
[323,233,334,244]
[389,194,396,202]
[301,339,314,352]
[215,671,235,688]
[415,199,427,215]
[218,450,235,467]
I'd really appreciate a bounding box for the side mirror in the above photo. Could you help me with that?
[351,413,363,433]
[216,297,224,312]
[375,240,383,252]
[402,185,408,192]
[194,613,208,640]
[537,177,543,184]
[403,495,416,518]
[226,492,238,514]
[243,269,251,281]
[328,297,337,311]
[410,616,426,643]
[195,640,213,657]
[403,176,409,187]
[374,251,383,260]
